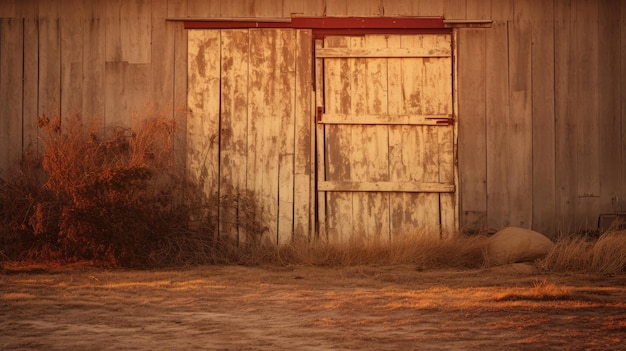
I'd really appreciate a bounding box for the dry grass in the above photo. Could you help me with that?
[255,233,488,269]
[541,230,626,275]
[493,278,576,302]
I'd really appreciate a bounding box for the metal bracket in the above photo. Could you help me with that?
[426,115,455,126]
[317,106,324,123]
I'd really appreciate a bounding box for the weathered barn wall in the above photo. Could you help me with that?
[1,0,625,239]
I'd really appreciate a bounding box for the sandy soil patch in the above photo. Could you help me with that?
[1,264,625,350]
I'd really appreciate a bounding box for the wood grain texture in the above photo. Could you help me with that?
[508,0,533,229]
[622,1,626,212]
[316,46,451,58]
[381,0,417,16]
[173,20,188,170]
[120,0,151,64]
[150,0,175,114]
[38,0,61,120]
[293,29,313,239]
[485,21,510,230]
[0,18,23,173]
[60,0,83,120]
[554,0,577,233]
[21,1,40,156]
[186,0,220,17]
[248,29,297,244]
[574,0,600,229]
[284,0,324,17]
[465,0,490,20]
[315,39,327,240]
[443,0,467,19]
[322,34,454,241]
[0,0,15,18]
[597,0,621,215]
[220,29,250,241]
[457,29,487,233]
[186,30,220,198]
[530,0,556,235]
[82,0,106,126]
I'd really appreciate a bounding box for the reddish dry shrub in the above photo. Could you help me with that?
[0,115,219,267]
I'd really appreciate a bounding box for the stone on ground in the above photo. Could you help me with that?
[484,227,554,266]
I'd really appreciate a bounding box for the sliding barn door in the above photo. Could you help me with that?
[316,34,456,242]
[188,29,314,245]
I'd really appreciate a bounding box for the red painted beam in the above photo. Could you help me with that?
[291,17,445,29]
[184,16,448,32]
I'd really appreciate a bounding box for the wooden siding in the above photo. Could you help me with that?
[188,28,313,244]
[1,0,625,239]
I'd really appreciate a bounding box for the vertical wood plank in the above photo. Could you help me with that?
[151,0,175,113]
[248,29,296,244]
[220,29,250,241]
[424,37,455,236]
[187,30,220,200]
[347,0,382,16]
[491,0,512,21]
[253,0,284,17]
[0,0,15,18]
[444,0,467,19]
[324,0,347,16]
[277,29,296,244]
[82,0,106,125]
[323,36,352,242]
[186,0,219,17]
[417,0,444,16]
[485,21,510,230]
[284,0,324,16]
[0,18,23,174]
[166,0,186,18]
[554,0,577,233]
[622,0,626,212]
[381,0,417,16]
[173,21,188,170]
[465,0,490,19]
[104,61,128,126]
[38,0,61,119]
[457,29,487,233]
[350,35,389,242]
[20,0,40,155]
[126,64,152,126]
[60,0,84,120]
[530,0,556,236]
[220,0,254,17]
[575,0,600,229]
[508,0,533,228]
[315,39,327,240]
[293,29,313,240]
[105,0,122,62]
[598,0,621,216]
[120,0,151,64]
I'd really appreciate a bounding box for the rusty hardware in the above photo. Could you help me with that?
[425,115,455,126]
[317,106,324,122]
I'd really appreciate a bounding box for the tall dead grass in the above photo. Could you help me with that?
[541,230,626,275]
[259,233,488,268]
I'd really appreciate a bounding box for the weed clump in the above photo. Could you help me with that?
[541,230,626,275]
[0,114,265,268]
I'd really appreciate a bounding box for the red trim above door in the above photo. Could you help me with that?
[183,17,451,37]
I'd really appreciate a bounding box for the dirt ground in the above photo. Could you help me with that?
[1,263,625,351]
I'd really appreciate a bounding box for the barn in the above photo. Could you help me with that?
[0,0,624,244]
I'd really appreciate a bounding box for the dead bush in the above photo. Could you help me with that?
[0,114,269,268]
